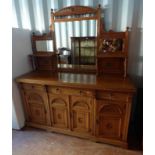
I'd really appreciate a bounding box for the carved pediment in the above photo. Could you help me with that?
[27,93,43,103]
[53,5,98,17]
[51,98,67,106]
[100,104,122,115]
[72,101,90,110]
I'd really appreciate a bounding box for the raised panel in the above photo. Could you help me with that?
[49,94,70,129]
[52,107,68,128]
[72,110,90,132]
[24,91,51,125]
[29,103,46,124]
[96,100,125,140]
[98,115,122,138]
[70,96,93,134]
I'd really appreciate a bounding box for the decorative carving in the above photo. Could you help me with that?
[27,93,44,103]
[51,107,68,128]
[49,95,69,129]
[53,5,98,17]
[51,98,67,106]
[73,101,90,110]
[72,111,90,132]
[100,104,122,115]
[29,104,46,124]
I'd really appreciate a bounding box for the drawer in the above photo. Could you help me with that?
[96,91,130,102]
[22,83,46,91]
[47,86,94,97]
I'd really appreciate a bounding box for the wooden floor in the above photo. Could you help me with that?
[12,127,142,155]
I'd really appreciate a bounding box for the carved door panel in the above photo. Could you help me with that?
[96,100,125,139]
[48,94,70,129]
[70,96,93,135]
[24,91,51,125]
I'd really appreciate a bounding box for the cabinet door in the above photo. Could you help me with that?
[24,90,51,125]
[96,100,125,140]
[48,94,70,129]
[70,96,93,135]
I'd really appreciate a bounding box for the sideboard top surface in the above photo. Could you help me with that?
[16,71,136,92]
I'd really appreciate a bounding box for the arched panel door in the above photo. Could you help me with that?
[70,96,93,135]
[96,100,125,140]
[24,91,51,125]
[49,94,70,129]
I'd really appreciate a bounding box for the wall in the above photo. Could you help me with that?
[12,28,32,129]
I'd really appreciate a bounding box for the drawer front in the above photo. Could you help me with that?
[22,83,46,91]
[47,86,94,97]
[96,91,130,102]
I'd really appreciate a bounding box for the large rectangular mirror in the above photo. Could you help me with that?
[55,20,97,66]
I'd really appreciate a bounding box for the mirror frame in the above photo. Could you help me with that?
[50,5,104,72]
[31,32,56,55]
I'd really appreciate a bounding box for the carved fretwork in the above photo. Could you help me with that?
[53,5,99,17]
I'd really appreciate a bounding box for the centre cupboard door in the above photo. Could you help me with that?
[70,96,94,136]
[48,94,70,130]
